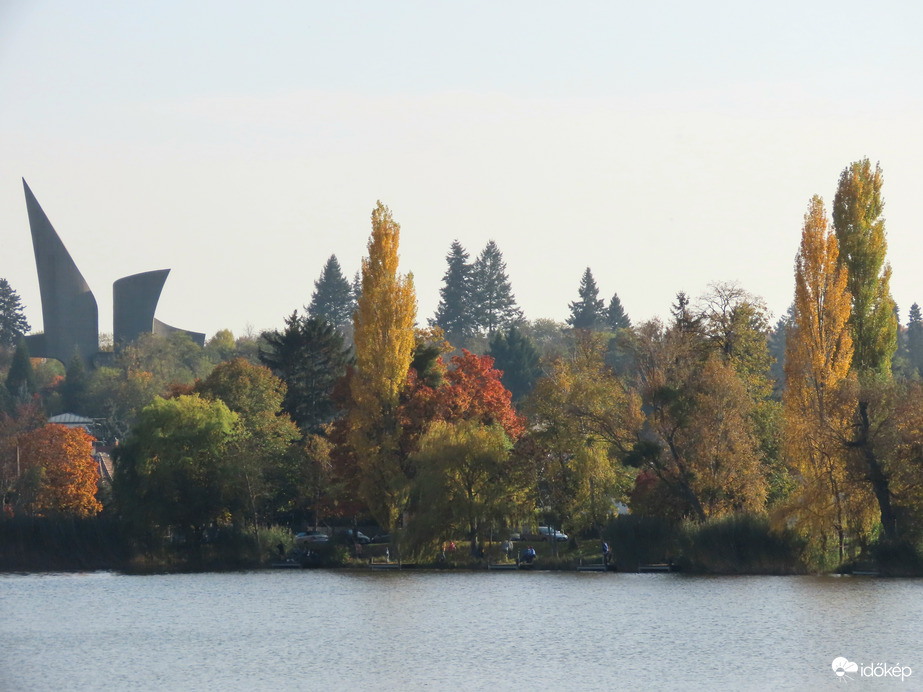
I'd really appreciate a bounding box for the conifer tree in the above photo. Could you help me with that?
[307,255,354,332]
[832,158,897,375]
[907,303,923,378]
[0,278,30,348]
[567,268,605,330]
[487,325,542,401]
[471,240,523,335]
[349,202,417,530]
[5,339,36,402]
[604,292,631,331]
[431,240,476,347]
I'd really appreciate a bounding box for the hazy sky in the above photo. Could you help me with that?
[2,1,921,341]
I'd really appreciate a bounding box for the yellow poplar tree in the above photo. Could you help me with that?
[782,195,873,563]
[349,201,417,530]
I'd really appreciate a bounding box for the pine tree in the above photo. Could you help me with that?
[832,158,897,376]
[349,201,417,530]
[566,268,605,330]
[0,278,30,348]
[487,325,542,401]
[907,303,923,378]
[6,339,36,402]
[307,255,354,332]
[431,240,476,347]
[471,240,523,335]
[604,292,631,331]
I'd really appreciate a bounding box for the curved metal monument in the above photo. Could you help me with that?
[23,179,204,364]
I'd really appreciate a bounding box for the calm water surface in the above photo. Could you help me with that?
[2,570,921,691]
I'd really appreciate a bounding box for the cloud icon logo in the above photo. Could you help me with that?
[832,657,859,677]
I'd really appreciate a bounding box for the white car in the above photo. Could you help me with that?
[538,526,568,542]
[295,531,330,544]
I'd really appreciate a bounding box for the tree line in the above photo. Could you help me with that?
[3,157,923,572]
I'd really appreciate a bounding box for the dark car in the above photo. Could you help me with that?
[346,529,371,544]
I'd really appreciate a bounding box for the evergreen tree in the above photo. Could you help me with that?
[431,240,476,346]
[487,325,542,401]
[351,270,362,315]
[61,351,90,413]
[6,339,36,402]
[604,292,632,331]
[907,303,923,378]
[0,278,30,348]
[259,312,352,435]
[832,158,897,375]
[307,255,354,332]
[567,268,605,330]
[471,240,523,335]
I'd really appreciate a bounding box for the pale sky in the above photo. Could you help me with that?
[2,1,922,342]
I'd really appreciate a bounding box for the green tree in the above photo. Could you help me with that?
[907,303,923,378]
[408,420,529,556]
[348,201,417,531]
[472,240,523,335]
[195,358,300,531]
[205,329,237,362]
[113,394,239,542]
[259,312,352,435]
[61,351,90,414]
[604,292,631,331]
[307,255,355,334]
[487,326,542,402]
[5,339,36,404]
[567,267,605,330]
[0,279,30,348]
[832,158,897,376]
[431,240,476,347]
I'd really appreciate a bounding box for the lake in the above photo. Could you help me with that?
[2,570,920,691]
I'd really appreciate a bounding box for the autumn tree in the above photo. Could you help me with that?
[0,278,30,349]
[627,318,767,522]
[307,255,355,335]
[348,202,417,531]
[526,332,643,533]
[16,424,101,517]
[408,420,530,557]
[431,240,477,347]
[782,196,870,562]
[567,268,605,330]
[471,240,523,335]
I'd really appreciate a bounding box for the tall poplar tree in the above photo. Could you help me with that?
[832,159,902,543]
[567,268,605,330]
[349,202,417,531]
[472,241,523,335]
[307,255,354,333]
[832,158,897,375]
[431,240,476,346]
[782,196,867,562]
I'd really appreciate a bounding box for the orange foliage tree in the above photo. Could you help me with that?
[17,424,102,517]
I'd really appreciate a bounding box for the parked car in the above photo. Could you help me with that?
[295,531,330,544]
[369,533,392,544]
[345,529,371,544]
[538,526,568,542]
